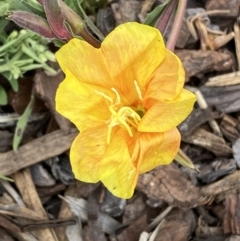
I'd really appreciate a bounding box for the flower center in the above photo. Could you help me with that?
[107,105,141,144]
[95,87,142,144]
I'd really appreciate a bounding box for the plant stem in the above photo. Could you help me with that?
[166,0,187,51]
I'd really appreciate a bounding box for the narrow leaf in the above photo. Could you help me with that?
[2,72,19,92]
[76,0,104,41]
[144,0,170,26]
[0,175,14,182]
[7,0,30,12]
[20,0,45,17]
[0,19,9,33]
[13,90,35,151]
[0,85,8,105]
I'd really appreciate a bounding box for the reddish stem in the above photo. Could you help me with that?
[155,0,178,35]
[166,0,187,51]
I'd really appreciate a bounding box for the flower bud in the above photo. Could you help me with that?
[8,11,56,39]
[58,0,100,47]
[57,0,85,35]
[41,0,72,40]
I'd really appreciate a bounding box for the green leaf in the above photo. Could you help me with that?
[144,0,171,26]
[0,19,9,33]
[64,0,80,13]
[20,0,45,17]
[76,0,104,40]
[0,175,14,182]
[0,85,7,105]
[52,39,65,47]
[2,72,19,92]
[13,91,35,151]
[7,0,30,12]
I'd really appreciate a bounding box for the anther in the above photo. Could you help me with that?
[95,87,142,145]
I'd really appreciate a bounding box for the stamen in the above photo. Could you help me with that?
[95,87,142,145]
[126,118,138,129]
[134,80,143,100]
[131,114,141,127]
[106,108,134,144]
[130,112,141,123]
[117,107,141,136]
[118,107,141,128]
[117,117,133,137]
[118,106,134,116]
[111,88,121,105]
[94,90,113,104]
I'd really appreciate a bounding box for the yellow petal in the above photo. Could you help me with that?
[56,38,111,87]
[99,127,138,199]
[101,22,166,104]
[144,50,185,102]
[138,89,196,132]
[134,128,181,173]
[70,125,108,183]
[56,70,113,131]
[56,23,168,107]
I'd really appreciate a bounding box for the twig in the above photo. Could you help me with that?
[0,128,77,175]
[186,86,223,138]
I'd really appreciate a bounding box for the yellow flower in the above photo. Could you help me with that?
[55,22,196,199]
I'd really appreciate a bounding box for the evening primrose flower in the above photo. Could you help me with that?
[55,22,196,199]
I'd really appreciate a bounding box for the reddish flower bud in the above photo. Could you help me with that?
[58,0,100,48]
[41,0,72,40]
[8,11,56,39]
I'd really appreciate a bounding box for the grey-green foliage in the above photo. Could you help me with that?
[0,21,57,93]
[0,18,57,153]
[76,0,104,41]
[0,0,44,17]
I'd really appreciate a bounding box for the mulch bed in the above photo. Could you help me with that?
[1,0,240,240]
